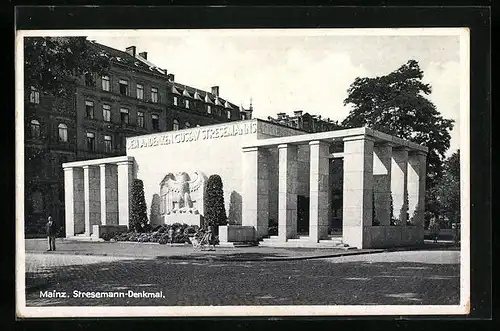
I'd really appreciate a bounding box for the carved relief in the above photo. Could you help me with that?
[159,171,207,216]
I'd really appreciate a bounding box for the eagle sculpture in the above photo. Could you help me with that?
[159,171,207,215]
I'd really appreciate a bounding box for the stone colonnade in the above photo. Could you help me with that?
[242,129,427,248]
[63,156,134,237]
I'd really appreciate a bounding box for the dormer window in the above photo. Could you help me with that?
[173,96,178,106]
[227,110,231,119]
[207,105,211,114]
[185,99,190,109]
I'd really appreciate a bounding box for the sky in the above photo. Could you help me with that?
[88,29,464,156]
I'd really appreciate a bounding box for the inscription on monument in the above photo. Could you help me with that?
[127,122,258,149]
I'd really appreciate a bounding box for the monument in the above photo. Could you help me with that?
[62,118,427,249]
[159,171,207,226]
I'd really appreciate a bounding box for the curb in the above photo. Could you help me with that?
[25,248,387,261]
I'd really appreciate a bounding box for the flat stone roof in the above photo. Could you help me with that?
[244,126,428,153]
[62,156,134,168]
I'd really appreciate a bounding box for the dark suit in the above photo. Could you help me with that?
[46,220,57,251]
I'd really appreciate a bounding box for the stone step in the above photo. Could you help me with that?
[258,241,355,249]
[218,242,258,248]
[65,236,104,242]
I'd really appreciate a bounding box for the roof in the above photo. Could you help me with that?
[89,40,245,112]
[88,41,166,76]
[170,82,240,111]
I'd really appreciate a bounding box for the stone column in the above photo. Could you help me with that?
[63,167,85,237]
[309,140,330,243]
[117,160,134,228]
[373,144,393,226]
[391,148,409,226]
[83,165,101,236]
[278,144,298,241]
[242,147,270,239]
[408,151,427,227]
[100,164,119,226]
[342,135,374,248]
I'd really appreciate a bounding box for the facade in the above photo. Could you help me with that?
[267,110,344,133]
[62,119,428,249]
[24,41,252,236]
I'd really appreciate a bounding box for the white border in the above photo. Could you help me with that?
[15,28,470,318]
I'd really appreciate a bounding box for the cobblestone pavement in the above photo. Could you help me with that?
[24,250,460,306]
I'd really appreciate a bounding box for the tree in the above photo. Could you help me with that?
[203,175,227,228]
[428,150,460,228]
[130,179,148,232]
[342,60,454,188]
[24,37,110,96]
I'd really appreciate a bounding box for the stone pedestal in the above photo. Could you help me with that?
[309,141,330,243]
[242,147,269,239]
[278,144,298,241]
[391,148,409,225]
[83,165,101,236]
[342,136,374,248]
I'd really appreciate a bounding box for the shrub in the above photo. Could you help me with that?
[130,179,148,232]
[204,175,227,228]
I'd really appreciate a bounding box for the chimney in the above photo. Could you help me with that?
[211,86,219,96]
[167,74,175,82]
[138,51,148,60]
[277,112,286,120]
[125,46,136,57]
[294,110,303,117]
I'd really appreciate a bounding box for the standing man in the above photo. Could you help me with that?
[46,216,57,251]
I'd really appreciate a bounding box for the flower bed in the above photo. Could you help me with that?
[107,223,200,244]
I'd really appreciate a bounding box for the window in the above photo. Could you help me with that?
[119,79,129,96]
[227,110,231,119]
[207,105,211,114]
[58,123,68,142]
[29,87,40,104]
[120,108,129,124]
[136,83,144,100]
[86,132,95,151]
[104,135,113,153]
[30,119,41,139]
[151,87,158,103]
[102,104,111,122]
[185,99,190,109]
[85,73,95,87]
[173,96,178,106]
[184,121,190,129]
[137,111,145,128]
[152,114,159,130]
[241,114,246,120]
[85,101,94,119]
[173,119,179,131]
[101,75,110,91]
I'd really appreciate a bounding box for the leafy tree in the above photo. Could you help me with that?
[427,150,460,228]
[204,175,227,229]
[342,60,454,187]
[24,37,110,96]
[130,179,148,232]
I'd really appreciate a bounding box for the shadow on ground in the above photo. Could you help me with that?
[25,254,460,307]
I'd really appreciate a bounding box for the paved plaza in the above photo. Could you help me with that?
[24,240,460,307]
